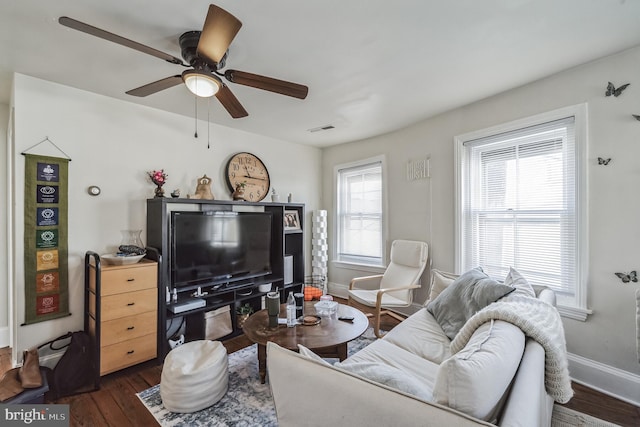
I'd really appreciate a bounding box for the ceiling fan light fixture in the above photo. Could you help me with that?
[182,70,222,97]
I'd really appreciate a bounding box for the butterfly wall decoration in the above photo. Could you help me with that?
[598,157,611,165]
[615,271,637,283]
[605,82,630,97]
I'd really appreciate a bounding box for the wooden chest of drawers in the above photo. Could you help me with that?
[87,259,158,376]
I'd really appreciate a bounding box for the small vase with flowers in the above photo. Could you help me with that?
[148,169,168,198]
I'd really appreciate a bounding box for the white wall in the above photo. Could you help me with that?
[323,45,640,401]
[9,74,321,360]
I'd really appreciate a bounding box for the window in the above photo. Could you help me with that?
[335,157,385,267]
[455,105,589,320]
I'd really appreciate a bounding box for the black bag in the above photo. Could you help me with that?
[38,331,97,398]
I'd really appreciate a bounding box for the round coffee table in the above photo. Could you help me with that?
[242,301,368,383]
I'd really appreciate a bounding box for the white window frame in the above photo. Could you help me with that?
[333,155,387,270]
[454,104,590,321]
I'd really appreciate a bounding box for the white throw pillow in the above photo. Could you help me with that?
[425,269,459,305]
[504,267,536,298]
[297,344,331,366]
[432,320,525,423]
[335,361,433,401]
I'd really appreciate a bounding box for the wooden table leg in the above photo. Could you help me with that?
[337,342,348,361]
[257,343,267,384]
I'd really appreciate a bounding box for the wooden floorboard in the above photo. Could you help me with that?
[1,299,639,426]
[88,388,130,427]
[61,391,109,427]
[99,370,157,427]
[0,346,12,375]
[124,370,155,396]
[135,363,163,389]
[559,382,640,427]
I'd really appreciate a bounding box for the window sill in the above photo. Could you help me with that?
[557,304,592,321]
[331,260,386,275]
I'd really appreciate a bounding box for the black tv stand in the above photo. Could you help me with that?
[146,198,305,358]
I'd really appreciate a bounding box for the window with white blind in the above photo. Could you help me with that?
[455,105,589,320]
[335,157,385,267]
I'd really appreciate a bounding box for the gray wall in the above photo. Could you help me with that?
[323,45,640,403]
[8,74,321,363]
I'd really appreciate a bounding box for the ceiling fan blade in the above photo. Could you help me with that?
[215,85,248,118]
[59,16,186,66]
[126,75,183,97]
[224,70,308,99]
[196,5,242,65]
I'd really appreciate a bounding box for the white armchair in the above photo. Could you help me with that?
[347,240,429,338]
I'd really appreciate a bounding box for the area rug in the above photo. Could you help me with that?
[551,405,621,427]
[138,328,620,427]
[137,328,379,427]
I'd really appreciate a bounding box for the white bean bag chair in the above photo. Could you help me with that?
[160,340,228,413]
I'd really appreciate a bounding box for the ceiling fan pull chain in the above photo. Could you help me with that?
[207,97,211,149]
[194,95,198,138]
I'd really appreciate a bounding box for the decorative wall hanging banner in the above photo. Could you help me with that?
[23,154,70,324]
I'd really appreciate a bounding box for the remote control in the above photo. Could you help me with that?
[338,316,354,322]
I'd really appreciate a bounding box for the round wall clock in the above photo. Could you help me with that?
[225,152,270,202]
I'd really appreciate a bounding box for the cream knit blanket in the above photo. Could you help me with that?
[450,294,574,404]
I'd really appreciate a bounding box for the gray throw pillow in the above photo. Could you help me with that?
[426,267,515,340]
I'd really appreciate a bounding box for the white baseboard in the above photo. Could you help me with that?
[327,281,349,299]
[567,352,640,407]
[330,280,640,406]
[0,326,8,348]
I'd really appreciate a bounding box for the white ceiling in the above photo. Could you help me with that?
[1,0,640,147]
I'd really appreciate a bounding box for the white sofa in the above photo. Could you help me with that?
[267,272,564,427]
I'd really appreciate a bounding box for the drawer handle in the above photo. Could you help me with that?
[127,302,135,306]
[127,326,135,330]
[127,350,134,354]
[127,278,135,282]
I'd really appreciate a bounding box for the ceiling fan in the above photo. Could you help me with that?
[58,4,308,118]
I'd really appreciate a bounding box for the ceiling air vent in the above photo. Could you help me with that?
[307,125,335,133]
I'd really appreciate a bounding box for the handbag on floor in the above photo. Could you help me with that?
[38,331,98,398]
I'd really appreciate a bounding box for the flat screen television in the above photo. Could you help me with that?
[170,210,272,290]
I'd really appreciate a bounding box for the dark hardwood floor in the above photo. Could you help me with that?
[1,299,638,426]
